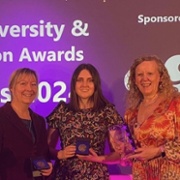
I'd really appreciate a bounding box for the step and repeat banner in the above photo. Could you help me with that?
[0,0,180,175]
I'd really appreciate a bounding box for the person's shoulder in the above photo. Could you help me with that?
[0,102,10,114]
[105,102,114,107]
[53,100,69,111]
[0,103,12,124]
[172,93,180,103]
[0,105,5,121]
[124,107,137,118]
[104,102,114,109]
[57,100,68,107]
[162,92,180,108]
[125,108,133,114]
[104,103,119,112]
[0,104,5,112]
[47,101,69,116]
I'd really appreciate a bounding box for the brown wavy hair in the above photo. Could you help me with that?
[126,55,178,109]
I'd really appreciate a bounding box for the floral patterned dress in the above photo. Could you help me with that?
[47,101,123,180]
[125,96,180,180]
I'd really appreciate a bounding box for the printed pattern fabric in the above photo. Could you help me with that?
[125,96,180,180]
[47,101,123,180]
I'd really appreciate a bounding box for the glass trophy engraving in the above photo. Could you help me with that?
[109,123,136,166]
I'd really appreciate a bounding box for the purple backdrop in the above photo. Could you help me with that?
[1,0,180,175]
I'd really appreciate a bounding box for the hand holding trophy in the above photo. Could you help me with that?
[109,123,136,166]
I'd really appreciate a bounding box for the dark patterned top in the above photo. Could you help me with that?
[47,101,123,180]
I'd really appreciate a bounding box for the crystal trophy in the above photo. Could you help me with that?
[109,123,136,166]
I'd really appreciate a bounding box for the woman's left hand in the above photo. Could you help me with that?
[127,146,160,161]
[40,162,53,176]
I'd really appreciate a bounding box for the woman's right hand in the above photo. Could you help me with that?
[127,146,161,161]
[57,145,76,159]
[41,162,53,176]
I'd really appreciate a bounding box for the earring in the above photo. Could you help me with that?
[159,82,163,90]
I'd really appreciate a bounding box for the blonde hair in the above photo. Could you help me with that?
[126,55,178,109]
[9,68,38,95]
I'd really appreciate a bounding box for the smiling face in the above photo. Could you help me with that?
[135,60,161,98]
[10,73,38,106]
[75,69,95,103]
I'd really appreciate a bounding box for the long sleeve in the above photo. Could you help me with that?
[164,96,180,163]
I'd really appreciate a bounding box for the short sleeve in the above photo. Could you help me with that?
[46,101,67,129]
[104,104,124,129]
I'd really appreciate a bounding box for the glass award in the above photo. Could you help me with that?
[109,124,136,166]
